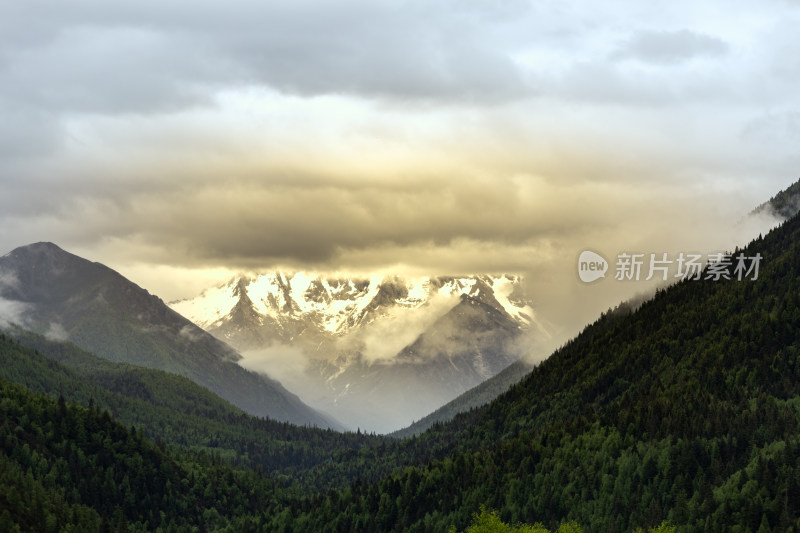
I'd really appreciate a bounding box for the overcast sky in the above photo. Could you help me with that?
[1,0,798,345]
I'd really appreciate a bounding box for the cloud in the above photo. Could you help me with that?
[554,62,678,105]
[44,322,69,342]
[741,110,800,146]
[0,0,534,181]
[178,324,203,342]
[0,299,28,328]
[614,29,729,65]
[1,26,217,116]
[341,291,459,364]
[0,104,60,159]
[0,268,29,328]
[0,270,20,291]
[0,0,531,116]
[238,344,313,397]
[0,172,663,270]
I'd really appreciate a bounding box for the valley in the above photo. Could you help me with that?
[171,272,541,432]
[2,3,799,529]
[1,181,800,530]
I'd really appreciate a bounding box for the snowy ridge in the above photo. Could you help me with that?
[170,283,239,329]
[169,272,536,432]
[170,273,534,336]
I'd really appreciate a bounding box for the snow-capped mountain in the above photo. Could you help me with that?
[170,273,538,433]
[171,273,533,345]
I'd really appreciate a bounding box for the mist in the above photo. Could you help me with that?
[341,291,460,364]
[0,298,29,329]
[0,270,27,328]
[521,205,783,356]
[44,322,69,342]
[238,344,322,402]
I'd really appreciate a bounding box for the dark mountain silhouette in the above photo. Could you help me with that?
[0,242,339,428]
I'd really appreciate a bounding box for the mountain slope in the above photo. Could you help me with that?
[752,176,800,220]
[395,186,800,440]
[0,242,338,428]
[172,272,536,432]
[390,356,534,438]
[5,200,800,530]
[0,373,294,531]
[390,299,642,438]
[315,294,524,432]
[0,327,382,474]
[261,210,800,530]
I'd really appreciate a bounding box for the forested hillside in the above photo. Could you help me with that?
[0,376,287,532]
[753,177,800,220]
[4,211,800,530]
[0,242,336,428]
[391,358,533,439]
[254,213,800,531]
[0,330,385,481]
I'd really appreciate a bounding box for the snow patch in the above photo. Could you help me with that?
[491,275,534,326]
[169,272,536,344]
[170,280,239,328]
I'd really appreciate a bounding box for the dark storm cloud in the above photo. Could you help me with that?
[46,176,615,268]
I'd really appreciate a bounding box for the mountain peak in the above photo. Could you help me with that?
[17,241,62,251]
[3,242,105,273]
[752,177,800,220]
[171,272,536,344]
[0,244,338,428]
[168,270,536,431]
[5,241,71,261]
[0,242,115,304]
